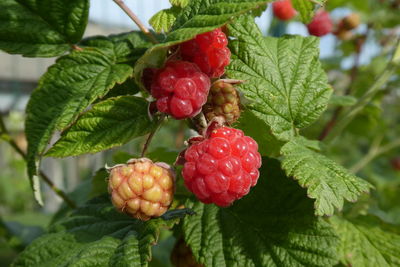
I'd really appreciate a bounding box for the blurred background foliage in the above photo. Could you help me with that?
[0,0,399,266]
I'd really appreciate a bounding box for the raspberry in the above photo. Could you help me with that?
[108,158,175,221]
[341,13,360,31]
[203,81,241,125]
[180,28,231,78]
[273,0,297,21]
[307,10,333,37]
[148,61,211,119]
[171,239,204,267]
[182,126,261,207]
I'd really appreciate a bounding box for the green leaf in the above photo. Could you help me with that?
[331,215,400,267]
[150,7,181,33]
[292,0,314,23]
[227,16,332,141]
[170,0,189,7]
[281,136,372,216]
[81,31,154,63]
[182,158,339,267]
[46,96,155,157]
[329,95,358,107]
[312,0,327,5]
[25,47,134,182]
[134,0,270,89]
[89,168,109,199]
[25,31,154,188]
[12,196,189,267]
[0,0,89,57]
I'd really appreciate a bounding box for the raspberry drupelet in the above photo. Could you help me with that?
[149,61,211,119]
[179,28,231,78]
[108,158,175,221]
[182,126,261,207]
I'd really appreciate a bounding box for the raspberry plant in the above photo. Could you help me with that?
[1,0,400,266]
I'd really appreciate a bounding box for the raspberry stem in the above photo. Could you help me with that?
[141,114,166,157]
[112,0,158,44]
[0,114,77,209]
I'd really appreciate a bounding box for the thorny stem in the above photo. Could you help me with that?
[0,114,76,209]
[113,0,158,44]
[71,44,83,51]
[350,136,400,173]
[141,115,166,157]
[322,39,400,143]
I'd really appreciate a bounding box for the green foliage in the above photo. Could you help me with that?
[169,0,190,8]
[25,32,153,187]
[291,0,314,23]
[12,196,188,267]
[46,96,156,157]
[134,0,270,89]
[329,95,358,107]
[2,0,400,266]
[182,158,339,267]
[281,137,372,216]
[331,215,400,267]
[150,7,182,33]
[0,0,89,57]
[227,16,332,141]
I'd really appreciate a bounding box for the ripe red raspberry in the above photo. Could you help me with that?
[307,10,333,37]
[273,0,297,21]
[182,126,261,207]
[180,28,231,78]
[171,239,204,267]
[203,81,241,125]
[149,61,211,119]
[108,158,175,221]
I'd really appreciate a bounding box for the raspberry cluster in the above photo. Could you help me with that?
[273,0,297,21]
[307,10,333,37]
[150,61,211,119]
[108,158,175,221]
[140,28,261,209]
[182,126,261,207]
[180,28,231,78]
[171,239,204,267]
[203,80,241,125]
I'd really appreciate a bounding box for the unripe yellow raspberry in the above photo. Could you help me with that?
[108,158,175,221]
[203,80,241,125]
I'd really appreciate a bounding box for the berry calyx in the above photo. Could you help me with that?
[148,61,211,119]
[171,239,204,267]
[108,158,175,221]
[182,126,261,207]
[180,28,231,78]
[273,0,297,21]
[307,10,333,37]
[203,80,241,125]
